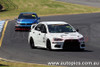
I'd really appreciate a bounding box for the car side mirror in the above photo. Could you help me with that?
[76,29,79,32]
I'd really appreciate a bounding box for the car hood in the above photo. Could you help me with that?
[48,32,83,40]
[17,19,37,23]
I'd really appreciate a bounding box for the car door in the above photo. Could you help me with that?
[38,24,47,48]
[33,24,42,46]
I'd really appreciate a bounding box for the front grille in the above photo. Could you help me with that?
[63,39,80,50]
[20,23,32,25]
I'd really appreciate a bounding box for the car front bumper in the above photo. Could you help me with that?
[51,40,85,50]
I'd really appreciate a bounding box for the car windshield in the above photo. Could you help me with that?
[18,14,37,19]
[48,24,76,33]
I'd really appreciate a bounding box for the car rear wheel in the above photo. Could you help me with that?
[30,38,36,49]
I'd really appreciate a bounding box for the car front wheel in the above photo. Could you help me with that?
[30,38,36,49]
[47,40,52,51]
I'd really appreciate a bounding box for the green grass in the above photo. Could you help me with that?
[0,60,60,67]
[0,0,100,20]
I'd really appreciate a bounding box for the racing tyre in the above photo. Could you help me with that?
[30,38,36,49]
[47,40,52,51]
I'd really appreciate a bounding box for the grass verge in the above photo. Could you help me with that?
[0,0,100,20]
[0,60,59,67]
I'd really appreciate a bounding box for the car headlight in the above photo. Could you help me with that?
[53,38,63,41]
[15,22,20,26]
[17,23,20,24]
[79,37,84,41]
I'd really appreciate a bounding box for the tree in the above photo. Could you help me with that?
[0,4,3,11]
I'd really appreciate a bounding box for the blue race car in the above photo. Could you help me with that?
[15,12,40,31]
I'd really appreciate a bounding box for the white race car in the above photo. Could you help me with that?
[28,21,85,50]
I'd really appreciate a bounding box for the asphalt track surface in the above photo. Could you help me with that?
[56,0,100,8]
[0,13,100,67]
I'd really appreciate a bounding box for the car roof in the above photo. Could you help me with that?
[20,12,37,15]
[39,21,68,25]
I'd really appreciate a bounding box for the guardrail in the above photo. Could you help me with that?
[0,21,5,32]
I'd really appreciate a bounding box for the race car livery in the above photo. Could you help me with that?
[15,12,40,31]
[28,21,85,50]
